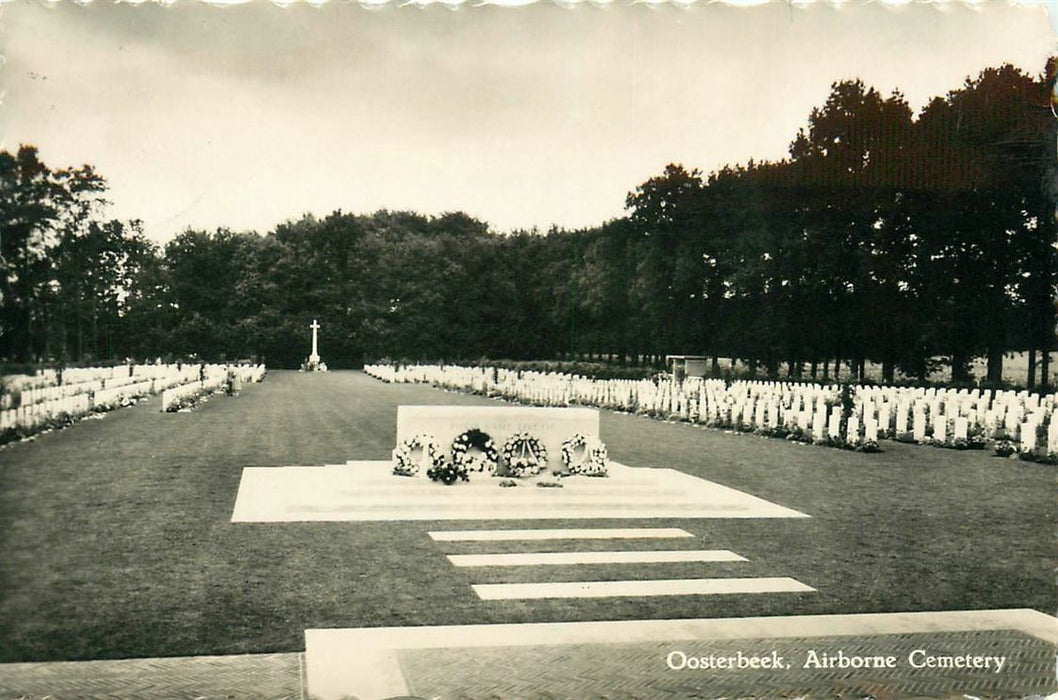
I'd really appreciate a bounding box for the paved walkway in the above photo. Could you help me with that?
[0,652,302,700]
[3,611,1056,699]
[305,609,1058,700]
[402,629,1055,699]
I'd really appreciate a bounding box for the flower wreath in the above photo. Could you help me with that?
[502,432,548,478]
[392,433,445,477]
[561,433,608,477]
[427,459,469,485]
[451,428,500,475]
[560,433,588,471]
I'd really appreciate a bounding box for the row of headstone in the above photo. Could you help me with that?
[161,374,227,412]
[8,364,207,410]
[1,364,267,432]
[364,364,1058,456]
[9,363,270,411]
[0,394,92,431]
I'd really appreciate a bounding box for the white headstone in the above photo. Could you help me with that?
[812,411,826,440]
[954,418,968,441]
[828,410,841,439]
[864,418,878,442]
[895,407,908,435]
[933,418,947,444]
[913,411,926,441]
[1021,422,1036,451]
[846,415,860,443]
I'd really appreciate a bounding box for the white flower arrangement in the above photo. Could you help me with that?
[501,432,548,478]
[451,428,499,474]
[562,433,608,477]
[561,433,588,471]
[392,432,444,477]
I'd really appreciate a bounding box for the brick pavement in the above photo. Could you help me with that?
[398,630,1056,700]
[0,652,302,700]
[2,627,1055,699]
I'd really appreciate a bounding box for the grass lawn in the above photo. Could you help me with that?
[0,370,1053,663]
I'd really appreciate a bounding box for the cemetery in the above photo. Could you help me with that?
[1,361,1055,698]
[1,3,1056,697]
[365,363,1058,461]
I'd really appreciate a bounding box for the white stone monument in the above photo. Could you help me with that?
[396,405,600,472]
[304,319,327,372]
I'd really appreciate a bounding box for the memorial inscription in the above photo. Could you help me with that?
[396,405,600,472]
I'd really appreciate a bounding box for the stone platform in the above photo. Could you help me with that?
[230,460,809,522]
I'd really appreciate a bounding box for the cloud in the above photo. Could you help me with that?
[3,1,1053,240]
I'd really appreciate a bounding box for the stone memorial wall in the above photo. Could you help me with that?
[396,405,600,471]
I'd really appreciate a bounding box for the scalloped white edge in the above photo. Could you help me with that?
[5,0,1053,57]
[5,0,1055,9]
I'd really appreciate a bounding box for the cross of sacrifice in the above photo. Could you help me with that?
[310,319,321,360]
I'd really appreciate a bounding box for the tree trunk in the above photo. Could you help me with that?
[1042,349,1051,390]
[76,303,84,362]
[1027,348,1037,389]
[882,359,895,384]
[42,303,51,360]
[25,301,35,362]
[951,350,969,383]
[985,347,1003,385]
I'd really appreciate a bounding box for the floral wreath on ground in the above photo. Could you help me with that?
[427,459,469,485]
[451,428,500,475]
[561,433,609,477]
[392,432,445,477]
[502,432,548,478]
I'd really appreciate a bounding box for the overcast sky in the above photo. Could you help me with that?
[2,1,1053,242]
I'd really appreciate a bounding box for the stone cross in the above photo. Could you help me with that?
[310,319,321,362]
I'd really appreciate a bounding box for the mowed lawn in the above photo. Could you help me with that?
[0,370,1053,663]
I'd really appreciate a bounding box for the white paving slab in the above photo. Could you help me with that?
[448,549,747,567]
[429,527,694,541]
[231,461,809,522]
[305,610,1058,700]
[471,577,815,600]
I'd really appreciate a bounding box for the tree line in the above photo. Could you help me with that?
[1,63,1055,386]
